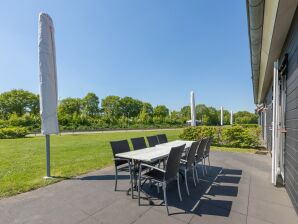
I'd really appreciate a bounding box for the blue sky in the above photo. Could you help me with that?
[0,0,254,112]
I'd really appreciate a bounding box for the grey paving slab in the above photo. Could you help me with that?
[190,208,247,224]
[133,209,186,224]
[248,198,298,224]
[91,198,151,224]
[247,216,273,224]
[0,151,297,224]
[250,183,294,207]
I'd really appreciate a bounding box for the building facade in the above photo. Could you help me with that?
[247,0,298,213]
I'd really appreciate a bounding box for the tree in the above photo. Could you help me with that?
[142,102,153,115]
[82,92,99,117]
[119,97,143,118]
[101,95,121,118]
[180,106,191,120]
[0,89,39,118]
[223,109,230,125]
[138,102,153,124]
[153,105,169,118]
[203,106,220,125]
[58,98,82,115]
[196,104,208,124]
[234,111,258,124]
[169,110,183,124]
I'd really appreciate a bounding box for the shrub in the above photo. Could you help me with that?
[238,124,259,128]
[0,127,29,139]
[222,126,249,147]
[179,125,260,148]
[178,126,198,140]
[8,114,40,131]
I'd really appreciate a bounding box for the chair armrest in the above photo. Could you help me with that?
[113,157,130,162]
[140,162,166,173]
[180,159,187,164]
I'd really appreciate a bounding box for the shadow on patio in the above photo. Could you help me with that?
[0,151,297,224]
[136,165,241,218]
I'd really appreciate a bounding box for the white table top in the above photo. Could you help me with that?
[115,140,194,163]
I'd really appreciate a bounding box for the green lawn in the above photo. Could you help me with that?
[0,129,257,198]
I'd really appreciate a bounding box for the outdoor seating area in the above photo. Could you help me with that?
[1,150,297,224]
[110,134,221,215]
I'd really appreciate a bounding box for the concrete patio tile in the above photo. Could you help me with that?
[151,199,194,223]
[205,194,249,215]
[64,189,121,215]
[91,198,151,224]
[250,184,293,207]
[250,171,282,190]
[79,216,99,224]
[209,182,250,198]
[247,216,273,224]
[29,203,89,224]
[0,206,14,223]
[1,199,89,224]
[190,209,247,224]
[248,198,298,224]
[133,209,186,224]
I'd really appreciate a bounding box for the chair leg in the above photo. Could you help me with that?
[201,161,205,176]
[114,167,118,191]
[192,167,196,186]
[208,156,210,166]
[129,162,134,198]
[204,158,208,174]
[177,174,182,201]
[157,183,160,194]
[195,163,200,182]
[185,170,190,196]
[138,169,141,205]
[162,183,169,215]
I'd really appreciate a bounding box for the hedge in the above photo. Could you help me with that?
[0,127,29,139]
[179,125,261,148]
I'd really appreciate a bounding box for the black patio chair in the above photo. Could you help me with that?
[110,140,133,196]
[157,134,168,144]
[131,137,147,150]
[138,144,186,215]
[203,137,213,173]
[131,137,159,169]
[147,135,159,147]
[179,140,201,195]
[195,138,208,179]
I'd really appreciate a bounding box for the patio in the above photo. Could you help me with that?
[0,151,297,224]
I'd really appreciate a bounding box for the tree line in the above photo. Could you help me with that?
[0,89,258,132]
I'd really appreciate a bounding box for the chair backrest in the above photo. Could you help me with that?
[131,137,147,150]
[185,140,201,167]
[196,138,207,160]
[110,140,130,166]
[204,137,213,156]
[165,144,185,181]
[147,135,159,147]
[157,134,168,144]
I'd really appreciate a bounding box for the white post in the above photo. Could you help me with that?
[220,106,223,126]
[264,108,267,145]
[272,61,279,185]
[230,110,233,125]
[190,91,196,126]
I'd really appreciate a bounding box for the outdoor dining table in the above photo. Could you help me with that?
[115,140,194,200]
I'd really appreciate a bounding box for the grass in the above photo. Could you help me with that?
[0,128,259,198]
[211,146,257,153]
